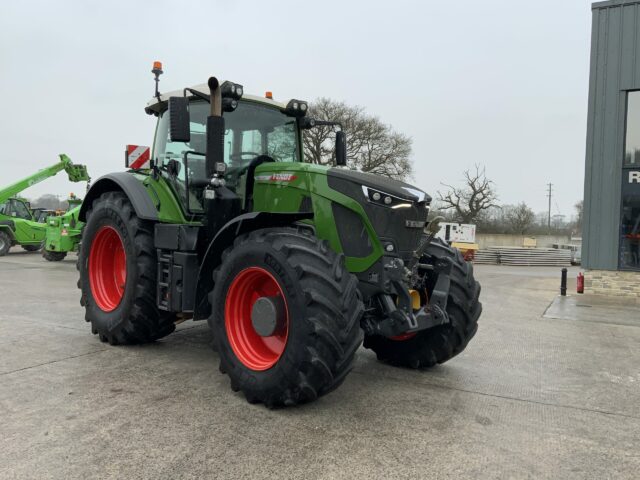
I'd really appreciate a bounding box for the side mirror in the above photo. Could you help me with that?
[335,130,347,167]
[169,97,190,142]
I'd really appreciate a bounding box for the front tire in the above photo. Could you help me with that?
[0,231,11,256]
[209,228,364,407]
[364,238,481,368]
[77,191,176,345]
[43,249,67,262]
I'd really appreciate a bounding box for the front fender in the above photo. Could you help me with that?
[78,172,159,222]
[192,210,313,319]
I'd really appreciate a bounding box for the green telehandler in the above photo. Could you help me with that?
[76,64,481,407]
[0,155,89,256]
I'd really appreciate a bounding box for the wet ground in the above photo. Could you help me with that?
[1,249,639,479]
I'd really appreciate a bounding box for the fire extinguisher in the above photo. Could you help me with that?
[577,272,584,294]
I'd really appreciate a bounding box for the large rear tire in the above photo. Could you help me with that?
[77,191,176,345]
[0,231,11,256]
[43,249,67,262]
[364,238,481,368]
[209,227,364,407]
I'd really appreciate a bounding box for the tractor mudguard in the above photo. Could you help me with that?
[0,222,16,245]
[78,173,159,222]
[192,210,313,320]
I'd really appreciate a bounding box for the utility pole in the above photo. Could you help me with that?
[546,183,553,233]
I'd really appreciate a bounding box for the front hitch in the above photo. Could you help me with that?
[361,256,452,338]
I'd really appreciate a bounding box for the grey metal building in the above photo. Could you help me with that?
[583,0,640,293]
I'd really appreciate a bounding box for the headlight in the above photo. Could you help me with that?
[362,186,412,209]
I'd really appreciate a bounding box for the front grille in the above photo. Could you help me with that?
[332,202,373,258]
[365,202,428,261]
[327,175,428,262]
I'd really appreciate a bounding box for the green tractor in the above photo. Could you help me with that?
[0,155,89,256]
[76,65,481,406]
[42,193,85,262]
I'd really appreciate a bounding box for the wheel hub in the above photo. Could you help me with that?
[251,296,285,337]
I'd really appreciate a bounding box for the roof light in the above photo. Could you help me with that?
[265,91,273,99]
[152,61,163,75]
[222,97,239,112]
[220,81,243,101]
[284,99,308,117]
[299,117,316,129]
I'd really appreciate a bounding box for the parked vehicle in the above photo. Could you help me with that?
[0,155,89,256]
[76,64,482,406]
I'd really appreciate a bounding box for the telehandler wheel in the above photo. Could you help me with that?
[209,227,364,407]
[0,231,11,256]
[364,238,481,369]
[77,191,176,345]
[22,243,42,252]
[42,249,67,262]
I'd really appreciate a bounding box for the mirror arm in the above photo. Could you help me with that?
[183,88,211,104]
[312,120,343,130]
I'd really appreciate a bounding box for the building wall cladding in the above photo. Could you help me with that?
[584,269,640,298]
[583,0,640,270]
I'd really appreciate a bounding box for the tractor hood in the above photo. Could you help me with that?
[326,168,431,204]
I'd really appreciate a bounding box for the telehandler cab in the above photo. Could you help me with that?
[77,63,481,406]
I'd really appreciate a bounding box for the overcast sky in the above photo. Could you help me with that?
[0,0,593,218]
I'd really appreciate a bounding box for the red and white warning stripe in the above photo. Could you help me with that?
[126,145,151,169]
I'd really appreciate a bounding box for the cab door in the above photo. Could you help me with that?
[8,199,46,243]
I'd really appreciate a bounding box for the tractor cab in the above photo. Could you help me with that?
[32,208,57,223]
[145,84,332,217]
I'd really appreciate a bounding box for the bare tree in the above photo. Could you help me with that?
[303,98,413,180]
[573,200,583,232]
[505,202,535,234]
[31,194,65,210]
[437,165,499,223]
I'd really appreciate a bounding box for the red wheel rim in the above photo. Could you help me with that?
[225,267,289,371]
[389,332,417,341]
[89,226,127,312]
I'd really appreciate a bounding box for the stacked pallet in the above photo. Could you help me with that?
[473,249,499,264]
[473,246,572,266]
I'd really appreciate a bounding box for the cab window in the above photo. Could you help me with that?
[9,199,32,220]
[153,99,299,214]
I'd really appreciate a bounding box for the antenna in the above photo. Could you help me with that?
[546,182,553,233]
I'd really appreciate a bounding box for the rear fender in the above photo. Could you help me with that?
[192,211,313,319]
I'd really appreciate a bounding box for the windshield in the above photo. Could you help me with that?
[154,100,299,213]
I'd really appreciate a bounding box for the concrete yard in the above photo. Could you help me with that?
[1,249,639,479]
